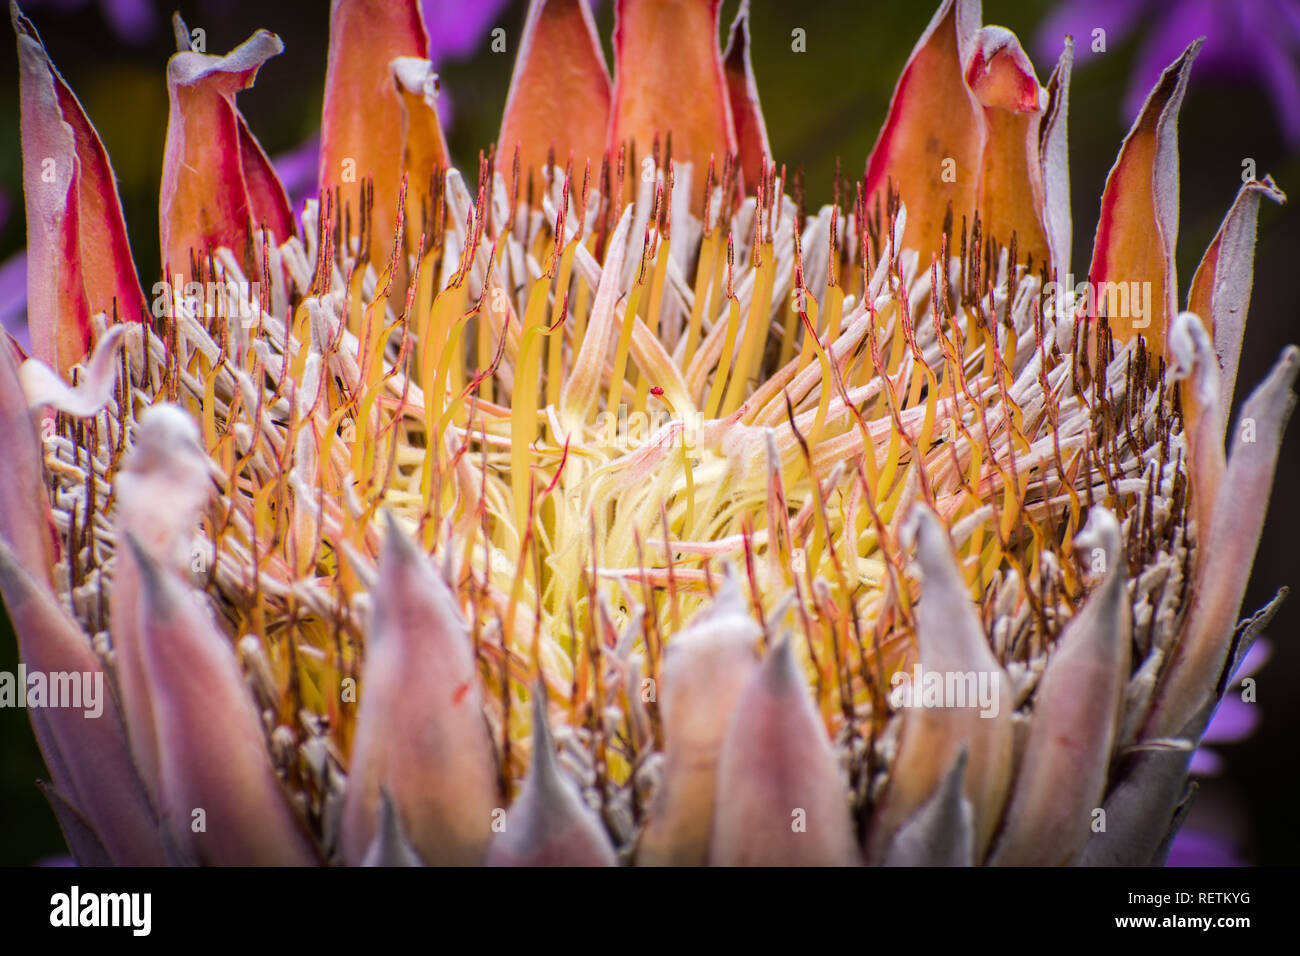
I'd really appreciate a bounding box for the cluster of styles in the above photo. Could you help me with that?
[1,0,1293,866]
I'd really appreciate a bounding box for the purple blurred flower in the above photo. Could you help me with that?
[1166,829,1244,867]
[423,0,514,65]
[1037,0,1300,147]
[24,0,155,44]
[1165,639,1270,865]
[1191,639,1270,777]
[271,135,321,224]
[0,254,29,352]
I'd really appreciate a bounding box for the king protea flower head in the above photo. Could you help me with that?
[2,0,1294,867]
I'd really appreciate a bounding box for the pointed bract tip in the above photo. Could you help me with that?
[883,745,974,867]
[708,625,859,866]
[1075,505,1121,573]
[904,503,976,620]
[760,635,802,694]
[380,509,418,562]
[526,678,564,789]
[126,402,206,475]
[902,501,944,555]
[171,11,190,51]
[483,677,617,867]
[704,563,752,623]
[363,790,425,867]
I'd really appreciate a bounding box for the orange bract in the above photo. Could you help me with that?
[3,0,1294,869]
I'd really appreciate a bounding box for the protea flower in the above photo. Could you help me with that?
[2,0,1293,868]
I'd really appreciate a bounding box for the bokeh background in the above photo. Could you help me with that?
[1,0,1297,865]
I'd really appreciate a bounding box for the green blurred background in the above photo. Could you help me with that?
[1,0,1297,865]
